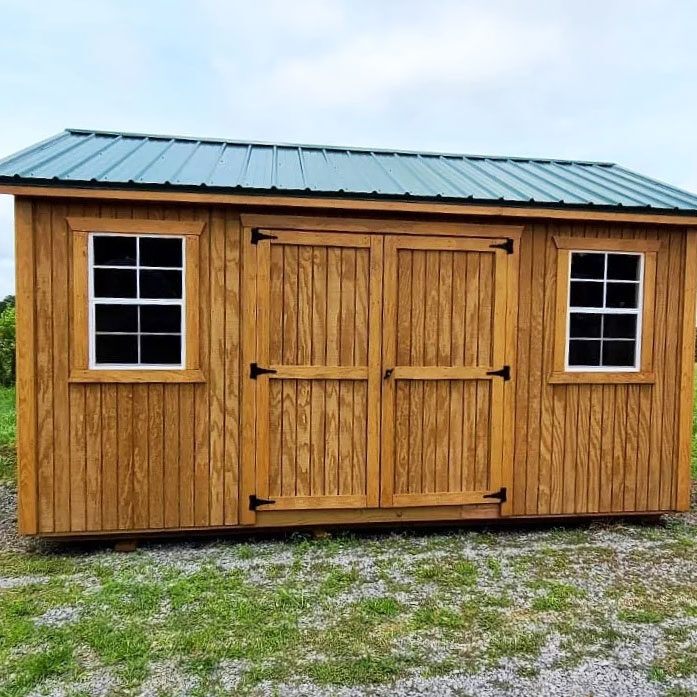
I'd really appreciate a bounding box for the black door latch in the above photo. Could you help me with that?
[489,238,514,254]
[383,368,394,380]
[486,365,511,381]
[250,362,278,379]
[249,494,276,510]
[251,228,278,245]
[483,487,507,503]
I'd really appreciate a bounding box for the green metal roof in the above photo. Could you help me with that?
[1,128,697,213]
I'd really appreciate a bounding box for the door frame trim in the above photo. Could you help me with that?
[240,218,520,522]
[241,214,524,240]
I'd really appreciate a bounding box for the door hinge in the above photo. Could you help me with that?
[483,486,507,503]
[251,228,278,245]
[250,362,278,379]
[249,494,276,510]
[486,365,511,381]
[490,238,514,254]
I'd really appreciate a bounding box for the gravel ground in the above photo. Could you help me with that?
[2,481,697,697]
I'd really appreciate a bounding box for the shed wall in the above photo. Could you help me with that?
[512,222,689,516]
[14,198,693,534]
[17,199,241,533]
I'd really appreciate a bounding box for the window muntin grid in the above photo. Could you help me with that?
[565,251,643,371]
[89,234,185,369]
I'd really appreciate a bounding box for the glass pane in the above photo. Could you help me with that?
[93,236,136,266]
[570,252,604,279]
[607,253,640,281]
[606,282,638,309]
[95,334,138,364]
[140,305,181,333]
[140,335,182,364]
[569,313,601,338]
[569,281,604,308]
[140,237,183,268]
[602,340,636,367]
[603,314,637,339]
[95,304,138,332]
[139,270,182,299]
[93,269,137,298]
[568,339,601,366]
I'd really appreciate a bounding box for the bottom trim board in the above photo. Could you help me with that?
[24,507,679,539]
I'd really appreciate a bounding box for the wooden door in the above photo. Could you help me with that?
[252,229,382,511]
[381,235,509,507]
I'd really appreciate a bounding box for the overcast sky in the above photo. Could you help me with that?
[1,0,697,298]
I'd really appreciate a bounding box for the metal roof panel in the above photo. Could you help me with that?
[2,129,697,213]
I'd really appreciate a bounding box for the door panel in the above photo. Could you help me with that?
[255,230,382,511]
[381,236,507,507]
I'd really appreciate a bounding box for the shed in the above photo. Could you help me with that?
[1,128,696,538]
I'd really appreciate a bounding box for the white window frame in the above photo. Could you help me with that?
[564,250,644,373]
[88,233,187,370]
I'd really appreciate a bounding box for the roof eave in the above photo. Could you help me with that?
[2,177,697,225]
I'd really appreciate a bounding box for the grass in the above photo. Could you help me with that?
[693,372,697,481]
[0,385,15,483]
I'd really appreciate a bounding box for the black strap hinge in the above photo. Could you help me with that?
[251,228,278,245]
[486,365,511,381]
[249,494,276,510]
[490,238,514,254]
[483,487,507,503]
[250,362,278,379]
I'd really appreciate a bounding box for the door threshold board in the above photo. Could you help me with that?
[255,503,501,526]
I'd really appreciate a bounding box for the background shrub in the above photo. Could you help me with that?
[0,296,16,387]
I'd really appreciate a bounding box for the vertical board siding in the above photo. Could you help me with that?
[29,200,241,532]
[513,222,687,515]
[23,203,691,533]
[264,242,373,503]
[390,247,496,498]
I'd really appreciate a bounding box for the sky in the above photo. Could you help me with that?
[1,0,697,299]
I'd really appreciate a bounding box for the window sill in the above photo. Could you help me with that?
[69,369,206,384]
[548,371,655,385]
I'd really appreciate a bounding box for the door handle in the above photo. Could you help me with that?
[383,368,394,380]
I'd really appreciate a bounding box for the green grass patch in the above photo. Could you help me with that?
[307,654,412,686]
[358,596,401,619]
[489,630,547,659]
[412,602,466,630]
[412,558,478,587]
[531,581,585,613]
[0,385,16,483]
[692,372,697,480]
[0,552,79,578]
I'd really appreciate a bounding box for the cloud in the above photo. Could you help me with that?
[264,10,563,108]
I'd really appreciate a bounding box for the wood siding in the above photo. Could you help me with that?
[14,199,695,534]
[255,231,382,511]
[380,237,508,508]
[17,199,241,533]
[511,222,691,516]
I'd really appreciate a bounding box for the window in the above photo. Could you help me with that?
[551,236,659,384]
[566,251,642,370]
[68,217,204,383]
[91,235,184,367]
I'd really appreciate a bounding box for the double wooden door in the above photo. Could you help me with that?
[245,229,510,515]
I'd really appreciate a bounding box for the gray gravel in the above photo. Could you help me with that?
[3,479,697,696]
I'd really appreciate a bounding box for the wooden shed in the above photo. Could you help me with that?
[1,129,697,538]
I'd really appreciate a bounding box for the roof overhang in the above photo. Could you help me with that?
[2,181,697,227]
